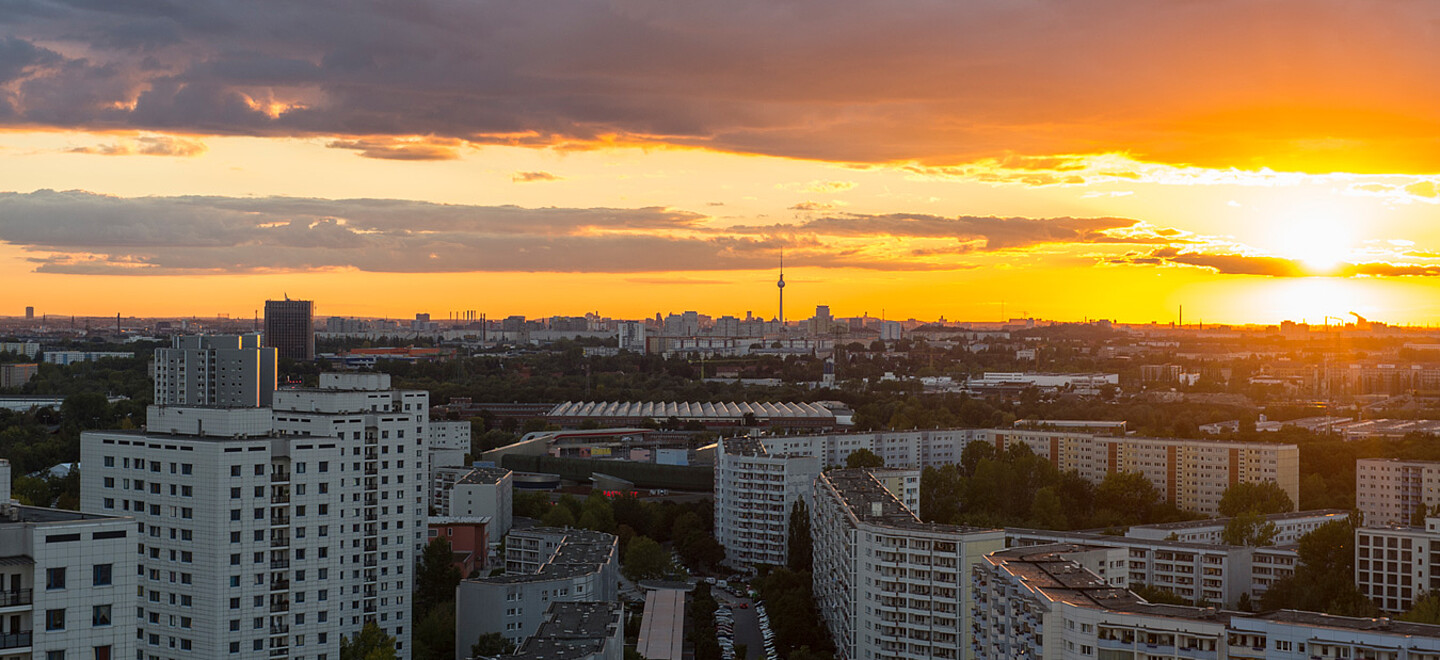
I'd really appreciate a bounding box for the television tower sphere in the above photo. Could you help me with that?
[777,274,785,288]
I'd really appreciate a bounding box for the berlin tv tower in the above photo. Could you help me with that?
[777,249,786,335]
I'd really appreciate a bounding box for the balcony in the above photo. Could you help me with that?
[270,624,290,635]
[269,560,290,570]
[0,631,31,650]
[271,472,290,483]
[270,579,291,591]
[269,600,290,613]
[0,589,32,608]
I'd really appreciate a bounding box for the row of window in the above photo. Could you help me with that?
[100,457,192,474]
[43,604,112,631]
[45,565,113,590]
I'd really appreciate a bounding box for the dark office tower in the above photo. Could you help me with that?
[263,298,315,361]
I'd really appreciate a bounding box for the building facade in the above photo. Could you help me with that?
[83,379,426,660]
[445,467,513,538]
[264,299,315,361]
[0,364,37,390]
[713,437,821,569]
[1357,458,1440,527]
[0,460,137,660]
[152,334,278,407]
[811,469,1005,660]
[758,428,1299,516]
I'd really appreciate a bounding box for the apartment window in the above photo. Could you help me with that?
[46,567,66,589]
[93,564,112,586]
[46,608,65,631]
[92,604,112,626]
[231,488,241,499]
[46,651,63,660]
[231,466,241,477]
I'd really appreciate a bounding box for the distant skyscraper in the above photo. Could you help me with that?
[23,306,33,319]
[263,298,314,361]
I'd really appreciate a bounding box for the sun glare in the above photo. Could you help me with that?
[1270,203,1357,274]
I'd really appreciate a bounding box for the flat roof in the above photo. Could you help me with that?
[823,469,996,536]
[636,589,685,660]
[513,602,623,660]
[457,466,512,485]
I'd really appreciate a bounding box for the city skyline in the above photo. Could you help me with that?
[3,3,1440,323]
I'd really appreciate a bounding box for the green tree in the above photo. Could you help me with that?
[1221,511,1278,547]
[1401,591,1440,624]
[788,499,813,572]
[623,536,672,581]
[412,600,455,660]
[414,538,462,618]
[844,448,884,469]
[1027,487,1067,530]
[1260,519,1377,616]
[470,632,516,659]
[341,622,398,660]
[1218,482,1295,517]
[1095,472,1161,525]
[542,503,577,528]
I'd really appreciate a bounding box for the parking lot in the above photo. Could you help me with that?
[711,581,772,660]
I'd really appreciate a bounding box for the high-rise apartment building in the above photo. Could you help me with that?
[1356,458,1440,527]
[811,469,1004,660]
[271,372,429,653]
[0,459,136,660]
[714,437,820,568]
[617,321,646,353]
[82,374,427,660]
[153,334,278,407]
[264,299,315,361]
[82,407,354,659]
[0,363,37,389]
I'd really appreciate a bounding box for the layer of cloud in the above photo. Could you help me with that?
[6,190,1440,279]
[325,138,460,161]
[67,135,206,157]
[6,2,1440,170]
[513,171,561,183]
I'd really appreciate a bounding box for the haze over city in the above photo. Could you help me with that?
[4,2,1440,322]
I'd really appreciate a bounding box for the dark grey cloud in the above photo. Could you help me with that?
[5,1,1440,167]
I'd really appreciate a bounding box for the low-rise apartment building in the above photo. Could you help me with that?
[974,543,1440,660]
[454,528,618,653]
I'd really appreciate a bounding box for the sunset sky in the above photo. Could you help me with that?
[4,1,1440,324]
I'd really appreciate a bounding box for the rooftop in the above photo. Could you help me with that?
[823,469,996,536]
[12,504,128,524]
[1129,509,1349,532]
[1246,610,1440,638]
[987,545,1238,623]
[475,528,616,585]
[548,401,835,420]
[457,466,512,485]
[513,601,623,660]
